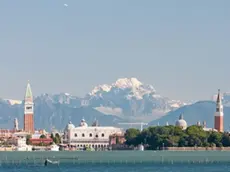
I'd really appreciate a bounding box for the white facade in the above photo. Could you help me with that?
[15,137,32,151]
[64,119,123,149]
[49,144,60,151]
[17,137,26,146]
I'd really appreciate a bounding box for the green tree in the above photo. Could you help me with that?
[125,128,140,140]
[26,135,31,145]
[40,134,46,139]
[39,142,44,146]
[123,125,228,150]
[53,137,57,144]
[55,133,61,144]
[125,128,140,146]
[208,132,223,147]
[222,133,230,147]
[178,135,188,147]
[116,136,120,144]
[50,133,54,139]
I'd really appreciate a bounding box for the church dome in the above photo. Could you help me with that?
[80,118,88,127]
[175,114,187,130]
[65,121,75,131]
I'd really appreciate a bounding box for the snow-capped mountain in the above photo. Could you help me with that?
[89,78,156,100]
[0,77,187,130]
[27,78,185,117]
[82,78,185,116]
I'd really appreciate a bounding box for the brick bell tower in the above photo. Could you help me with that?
[24,80,34,133]
[214,89,224,132]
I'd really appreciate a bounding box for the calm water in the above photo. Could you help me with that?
[1,163,230,172]
[1,151,230,171]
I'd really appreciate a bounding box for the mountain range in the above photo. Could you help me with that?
[0,78,187,130]
[0,77,228,131]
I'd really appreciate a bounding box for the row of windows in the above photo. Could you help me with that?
[70,140,108,143]
[70,140,109,144]
[75,144,108,148]
[74,133,105,138]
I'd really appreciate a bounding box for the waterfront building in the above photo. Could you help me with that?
[63,119,123,149]
[0,129,14,139]
[24,81,34,133]
[214,89,224,132]
[195,121,217,132]
[13,131,30,138]
[109,133,125,145]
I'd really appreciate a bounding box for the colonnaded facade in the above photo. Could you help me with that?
[63,119,123,149]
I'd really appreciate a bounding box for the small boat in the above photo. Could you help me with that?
[44,159,60,166]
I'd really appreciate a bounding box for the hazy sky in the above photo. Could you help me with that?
[0,0,229,101]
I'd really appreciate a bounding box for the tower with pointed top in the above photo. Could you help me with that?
[14,118,19,131]
[214,89,224,132]
[24,81,34,133]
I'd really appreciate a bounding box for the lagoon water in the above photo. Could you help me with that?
[1,151,230,171]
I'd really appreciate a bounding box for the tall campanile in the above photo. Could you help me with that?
[214,89,224,132]
[24,81,34,133]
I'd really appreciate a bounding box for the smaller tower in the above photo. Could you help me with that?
[166,121,169,126]
[203,121,207,128]
[197,121,201,126]
[92,118,99,127]
[214,89,224,132]
[14,118,19,131]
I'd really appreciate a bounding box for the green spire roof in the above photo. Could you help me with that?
[25,80,33,99]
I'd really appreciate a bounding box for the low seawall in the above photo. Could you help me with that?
[164,147,230,151]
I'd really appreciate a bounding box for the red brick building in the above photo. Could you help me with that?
[29,138,53,145]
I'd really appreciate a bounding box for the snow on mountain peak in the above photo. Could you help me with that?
[113,78,143,89]
[90,84,112,96]
[89,77,157,100]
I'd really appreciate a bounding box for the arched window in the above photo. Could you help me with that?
[101,133,104,137]
[96,134,98,138]
[89,133,92,137]
[82,133,85,137]
[75,133,77,137]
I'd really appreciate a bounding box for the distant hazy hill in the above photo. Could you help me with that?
[150,101,230,130]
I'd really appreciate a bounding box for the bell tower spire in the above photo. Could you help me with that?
[214,89,224,132]
[24,80,34,133]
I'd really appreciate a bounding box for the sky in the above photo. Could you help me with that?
[0,0,229,101]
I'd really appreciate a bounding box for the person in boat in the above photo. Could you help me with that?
[44,159,48,166]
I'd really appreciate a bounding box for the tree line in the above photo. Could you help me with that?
[124,125,230,150]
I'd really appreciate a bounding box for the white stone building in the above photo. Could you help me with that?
[63,119,123,149]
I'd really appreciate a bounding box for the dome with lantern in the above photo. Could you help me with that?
[175,114,187,130]
[79,118,88,127]
[65,121,75,131]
